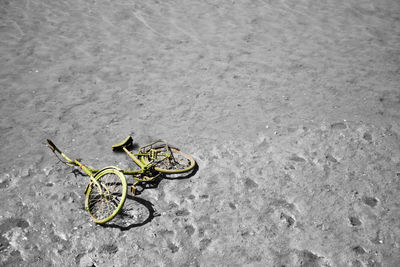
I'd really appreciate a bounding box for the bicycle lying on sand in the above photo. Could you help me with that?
[46,136,196,224]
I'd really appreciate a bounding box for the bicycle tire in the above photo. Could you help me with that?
[141,146,196,174]
[85,167,127,224]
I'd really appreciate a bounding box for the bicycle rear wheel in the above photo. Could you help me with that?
[142,146,196,174]
[85,167,127,224]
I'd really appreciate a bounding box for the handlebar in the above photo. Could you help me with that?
[47,139,61,153]
[46,139,100,176]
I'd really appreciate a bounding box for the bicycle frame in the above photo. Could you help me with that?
[46,139,171,184]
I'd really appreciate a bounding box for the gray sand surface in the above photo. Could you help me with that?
[1,0,400,266]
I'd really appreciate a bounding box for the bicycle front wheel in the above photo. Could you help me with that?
[142,146,196,174]
[85,167,127,224]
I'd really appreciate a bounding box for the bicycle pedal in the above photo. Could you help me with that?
[130,186,136,195]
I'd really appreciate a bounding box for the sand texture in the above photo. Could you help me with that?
[1,0,400,266]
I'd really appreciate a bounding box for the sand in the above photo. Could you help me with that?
[1,0,400,266]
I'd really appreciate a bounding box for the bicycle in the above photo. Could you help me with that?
[46,136,196,224]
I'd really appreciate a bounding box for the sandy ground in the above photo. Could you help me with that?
[1,0,400,266]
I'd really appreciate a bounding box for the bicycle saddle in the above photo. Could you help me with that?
[112,136,133,150]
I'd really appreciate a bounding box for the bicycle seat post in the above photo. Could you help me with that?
[112,136,147,170]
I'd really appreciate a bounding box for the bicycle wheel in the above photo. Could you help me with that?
[141,146,196,174]
[85,167,127,224]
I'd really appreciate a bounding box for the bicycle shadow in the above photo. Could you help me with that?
[102,195,159,231]
[161,163,199,180]
[102,164,198,230]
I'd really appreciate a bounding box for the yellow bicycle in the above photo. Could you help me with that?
[46,136,196,224]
